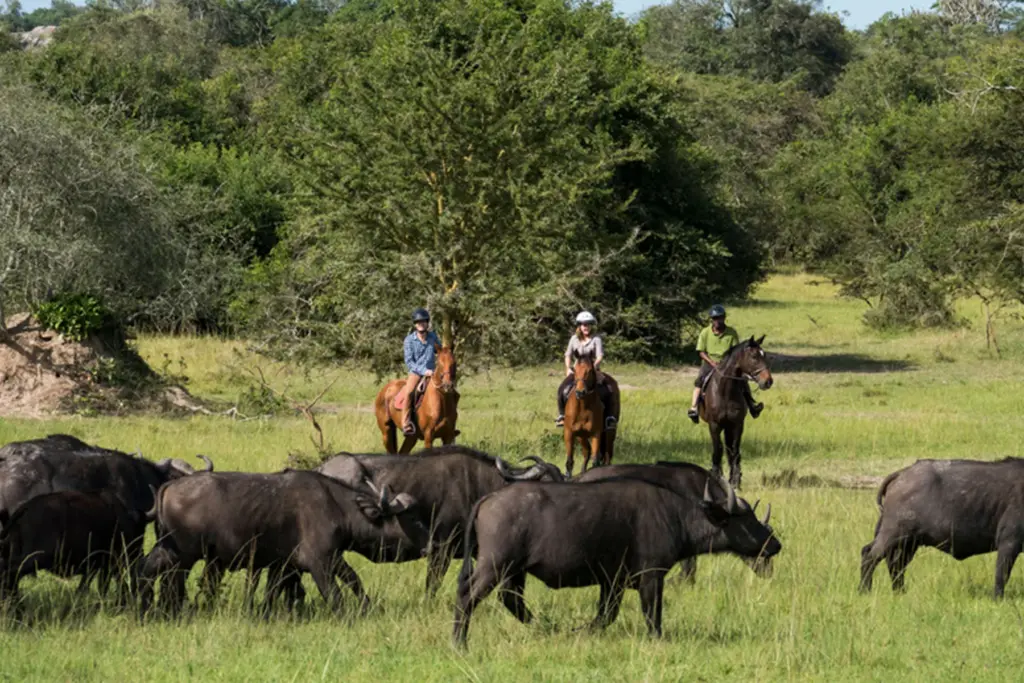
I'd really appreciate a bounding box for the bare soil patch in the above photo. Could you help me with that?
[0,314,205,418]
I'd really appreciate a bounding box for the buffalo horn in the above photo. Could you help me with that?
[752,499,760,515]
[196,454,214,472]
[724,480,738,514]
[363,477,387,508]
[494,458,515,479]
[763,503,772,526]
[145,485,158,521]
[703,479,714,505]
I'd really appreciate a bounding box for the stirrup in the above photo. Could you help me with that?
[687,408,699,424]
[604,416,618,431]
[555,415,564,427]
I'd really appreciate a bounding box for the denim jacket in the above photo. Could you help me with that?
[404,331,442,375]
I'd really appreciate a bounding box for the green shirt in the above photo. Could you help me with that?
[696,324,739,362]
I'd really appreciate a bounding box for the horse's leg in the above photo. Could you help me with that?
[709,423,725,480]
[564,428,576,476]
[585,434,600,472]
[603,428,615,467]
[398,434,418,454]
[726,421,745,489]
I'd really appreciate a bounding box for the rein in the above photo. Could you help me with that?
[712,358,769,384]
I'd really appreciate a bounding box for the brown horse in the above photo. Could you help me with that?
[375,345,459,454]
[563,352,618,475]
[698,336,773,489]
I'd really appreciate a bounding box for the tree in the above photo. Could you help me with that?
[243,0,762,369]
[0,85,183,331]
[641,0,853,95]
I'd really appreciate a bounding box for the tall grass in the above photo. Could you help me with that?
[1,273,1023,681]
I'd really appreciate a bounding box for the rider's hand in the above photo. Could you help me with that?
[425,370,434,376]
[566,368,573,377]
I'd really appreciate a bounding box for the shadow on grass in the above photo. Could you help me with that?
[770,353,914,374]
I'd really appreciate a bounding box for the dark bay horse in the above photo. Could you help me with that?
[376,345,460,454]
[698,336,773,489]
[563,352,618,475]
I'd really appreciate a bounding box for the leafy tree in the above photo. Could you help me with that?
[244,0,762,369]
[0,85,191,332]
[642,0,853,95]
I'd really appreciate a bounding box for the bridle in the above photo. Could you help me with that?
[573,365,597,399]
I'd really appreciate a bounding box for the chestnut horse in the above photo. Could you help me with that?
[375,345,459,454]
[563,352,617,475]
[698,336,773,489]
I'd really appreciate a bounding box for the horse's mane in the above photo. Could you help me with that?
[718,338,752,363]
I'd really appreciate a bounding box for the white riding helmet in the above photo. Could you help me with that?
[575,311,597,325]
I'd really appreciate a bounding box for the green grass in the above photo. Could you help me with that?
[2,272,1024,681]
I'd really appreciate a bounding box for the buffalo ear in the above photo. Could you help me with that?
[355,495,383,521]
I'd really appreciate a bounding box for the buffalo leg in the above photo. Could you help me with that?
[425,544,454,598]
[725,422,744,489]
[859,541,885,593]
[675,557,697,585]
[197,561,224,610]
[589,580,625,630]
[334,559,371,615]
[498,571,532,624]
[309,564,343,612]
[709,424,725,480]
[994,541,1022,599]
[885,541,918,593]
[453,560,502,647]
[638,573,665,637]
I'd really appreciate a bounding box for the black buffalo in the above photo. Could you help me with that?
[0,490,145,603]
[574,461,774,581]
[861,458,1024,597]
[453,476,781,646]
[316,446,563,595]
[139,470,430,618]
[0,434,212,520]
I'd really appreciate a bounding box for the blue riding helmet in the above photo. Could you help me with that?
[412,308,430,323]
[709,304,726,319]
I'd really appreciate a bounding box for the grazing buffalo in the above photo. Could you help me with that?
[453,477,781,646]
[139,470,430,618]
[0,490,145,603]
[574,461,774,581]
[316,446,563,596]
[0,434,212,598]
[861,458,1024,598]
[0,434,212,520]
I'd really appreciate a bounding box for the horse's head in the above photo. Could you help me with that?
[433,344,457,393]
[731,335,773,390]
[572,351,597,400]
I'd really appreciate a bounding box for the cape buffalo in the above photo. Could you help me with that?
[139,470,430,618]
[0,434,212,520]
[316,446,563,596]
[574,461,774,581]
[453,476,781,646]
[0,490,146,603]
[860,458,1024,597]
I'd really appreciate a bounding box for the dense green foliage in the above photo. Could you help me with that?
[3,0,1024,364]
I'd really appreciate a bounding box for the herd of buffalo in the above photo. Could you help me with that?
[0,434,1021,646]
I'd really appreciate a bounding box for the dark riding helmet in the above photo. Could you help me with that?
[411,307,430,323]
[709,304,726,319]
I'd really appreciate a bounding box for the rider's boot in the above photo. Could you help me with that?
[748,401,764,419]
[687,395,700,424]
[401,398,416,436]
[555,414,564,427]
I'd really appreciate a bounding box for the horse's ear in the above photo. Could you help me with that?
[748,335,756,345]
[756,334,765,346]
[572,349,581,360]
[434,342,442,353]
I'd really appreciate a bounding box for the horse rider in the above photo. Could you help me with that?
[555,311,618,431]
[400,307,441,435]
[687,304,764,424]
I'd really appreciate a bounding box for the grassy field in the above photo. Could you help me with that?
[2,272,1024,681]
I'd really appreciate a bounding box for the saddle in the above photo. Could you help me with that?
[392,378,428,411]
